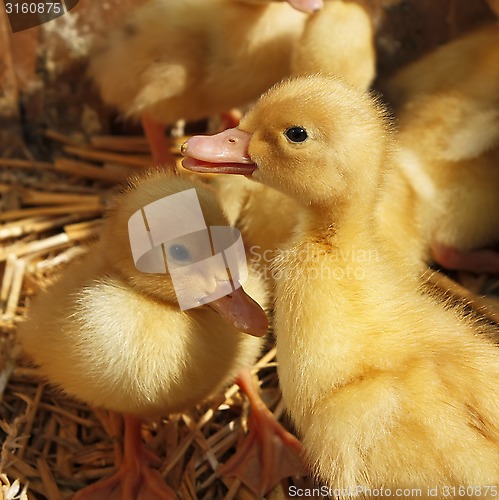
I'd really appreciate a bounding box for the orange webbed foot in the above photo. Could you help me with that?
[73,415,176,500]
[141,114,178,171]
[220,369,305,497]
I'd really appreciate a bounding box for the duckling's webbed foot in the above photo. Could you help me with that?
[220,369,306,497]
[141,114,178,171]
[73,415,176,500]
[432,243,499,274]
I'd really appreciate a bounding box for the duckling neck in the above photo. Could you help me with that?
[305,187,377,236]
[292,197,381,284]
[273,195,385,424]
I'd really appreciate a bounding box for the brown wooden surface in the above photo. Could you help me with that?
[0,0,149,160]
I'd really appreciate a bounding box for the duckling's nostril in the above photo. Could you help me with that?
[228,138,237,144]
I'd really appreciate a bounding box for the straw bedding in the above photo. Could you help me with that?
[1,1,499,498]
[1,131,498,499]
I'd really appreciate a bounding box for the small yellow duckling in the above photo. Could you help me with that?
[89,0,310,166]
[18,171,270,498]
[182,75,499,496]
[379,24,499,274]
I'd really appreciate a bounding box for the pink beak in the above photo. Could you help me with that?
[181,128,257,176]
[208,286,268,337]
[286,0,323,13]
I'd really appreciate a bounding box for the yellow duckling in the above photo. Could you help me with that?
[378,91,499,275]
[18,171,270,498]
[88,0,311,166]
[379,24,499,274]
[182,75,499,497]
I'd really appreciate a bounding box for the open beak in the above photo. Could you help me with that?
[208,286,268,337]
[181,128,257,176]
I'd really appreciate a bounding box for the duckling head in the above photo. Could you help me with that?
[100,171,268,336]
[182,76,392,214]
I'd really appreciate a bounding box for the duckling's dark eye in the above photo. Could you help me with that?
[285,126,308,143]
[168,244,191,262]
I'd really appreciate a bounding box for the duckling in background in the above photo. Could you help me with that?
[377,91,499,275]
[380,24,499,274]
[385,24,499,111]
[89,0,312,167]
[213,173,303,273]
[182,76,499,496]
[214,0,377,272]
[292,0,376,89]
[17,171,277,498]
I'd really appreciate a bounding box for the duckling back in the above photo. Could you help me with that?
[292,0,376,90]
[385,24,499,110]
